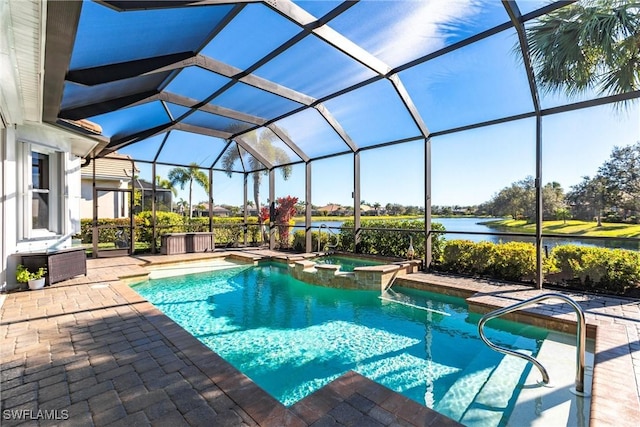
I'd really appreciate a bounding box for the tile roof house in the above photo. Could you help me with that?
[80,152,137,219]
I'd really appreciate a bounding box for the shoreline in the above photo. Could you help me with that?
[480,219,640,239]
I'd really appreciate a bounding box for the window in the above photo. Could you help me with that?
[31,152,50,230]
[19,144,63,240]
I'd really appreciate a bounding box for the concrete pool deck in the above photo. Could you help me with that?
[1,250,639,426]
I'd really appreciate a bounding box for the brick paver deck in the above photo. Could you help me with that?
[1,250,639,426]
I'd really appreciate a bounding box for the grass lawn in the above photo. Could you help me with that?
[481,219,640,238]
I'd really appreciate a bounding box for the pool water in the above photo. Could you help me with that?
[313,255,385,271]
[132,262,547,426]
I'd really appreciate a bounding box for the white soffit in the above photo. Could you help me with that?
[18,122,99,158]
[0,0,43,126]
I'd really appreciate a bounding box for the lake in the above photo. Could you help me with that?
[295,217,640,251]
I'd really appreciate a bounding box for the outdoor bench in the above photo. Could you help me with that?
[160,232,215,255]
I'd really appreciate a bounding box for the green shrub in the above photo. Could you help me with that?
[492,241,536,281]
[291,230,333,252]
[441,240,477,273]
[78,218,131,244]
[440,240,536,282]
[547,245,640,293]
[78,213,263,249]
[440,240,639,293]
[337,219,445,261]
[136,211,186,247]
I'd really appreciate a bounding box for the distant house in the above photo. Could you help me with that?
[212,206,231,217]
[193,203,230,217]
[80,153,137,219]
[80,155,174,218]
[242,207,258,217]
[316,204,347,216]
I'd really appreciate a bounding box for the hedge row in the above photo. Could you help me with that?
[438,240,536,282]
[78,212,263,248]
[437,239,640,294]
[547,244,640,294]
[337,219,446,260]
[78,214,640,294]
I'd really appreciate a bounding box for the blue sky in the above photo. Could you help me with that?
[137,100,639,209]
[79,0,639,209]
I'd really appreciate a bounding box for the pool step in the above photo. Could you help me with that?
[460,338,532,426]
[434,347,496,420]
[436,337,532,426]
[380,290,450,316]
[148,260,248,279]
[506,332,593,427]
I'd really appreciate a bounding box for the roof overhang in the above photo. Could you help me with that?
[0,0,45,126]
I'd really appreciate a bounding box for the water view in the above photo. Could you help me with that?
[296,217,640,251]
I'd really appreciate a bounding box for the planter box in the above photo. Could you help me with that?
[28,278,46,290]
[21,247,87,285]
[160,233,215,255]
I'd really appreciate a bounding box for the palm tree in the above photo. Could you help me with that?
[373,202,381,216]
[168,163,210,218]
[176,198,189,216]
[525,1,639,101]
[221,129,292,234]
[155,175,177,196]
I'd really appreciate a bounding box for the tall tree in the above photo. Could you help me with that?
[221,129,291,236]
[566,142,640,223]
[598,141,640,218]
[525,0,640,102]
[489,178,533,220]
[176,198,189,216]
[567,175,608,225]
[155,175,177,196]
[487,176,567,221]
[168,163,210,218]
[542,181,566,219]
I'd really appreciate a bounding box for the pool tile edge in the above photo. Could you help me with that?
[291,371,463,427]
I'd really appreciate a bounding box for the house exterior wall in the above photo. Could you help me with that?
[0,0,100,291]
[80,178,129,219]
[1,123,91,291]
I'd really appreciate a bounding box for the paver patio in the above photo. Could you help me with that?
[1,250,639,426]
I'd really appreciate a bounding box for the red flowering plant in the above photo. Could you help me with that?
[275,196,298,247]
[259,206,270,223]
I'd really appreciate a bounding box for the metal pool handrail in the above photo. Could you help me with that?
[477,292,587,395]
[318,224,327,252]
[317,224,339,252]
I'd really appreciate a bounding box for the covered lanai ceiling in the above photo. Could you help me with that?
[42,0,637,174]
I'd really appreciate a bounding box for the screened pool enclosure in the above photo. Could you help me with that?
[44,1,640,287]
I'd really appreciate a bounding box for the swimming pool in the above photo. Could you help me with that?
[312,254,386,271]
[132,262,547,426]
